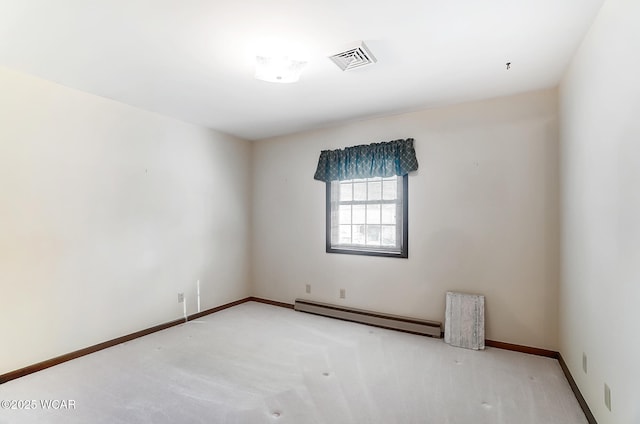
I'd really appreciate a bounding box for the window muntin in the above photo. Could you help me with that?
[326,175,408,258]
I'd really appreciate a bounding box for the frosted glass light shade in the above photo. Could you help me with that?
[255,56,307,83]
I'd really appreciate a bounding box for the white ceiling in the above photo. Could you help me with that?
[0,0,604,141]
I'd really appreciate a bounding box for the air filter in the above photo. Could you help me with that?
[329,41,377,71]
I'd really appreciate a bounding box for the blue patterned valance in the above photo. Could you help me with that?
[313,138,418,182]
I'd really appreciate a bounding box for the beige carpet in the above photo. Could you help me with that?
[0,301,587,423]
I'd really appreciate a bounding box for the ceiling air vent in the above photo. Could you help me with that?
[329,41,377,71]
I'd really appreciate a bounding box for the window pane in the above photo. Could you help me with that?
[339,205,351,224]
[368,180,382,200]
[353,182,367,201]
[339,225,351,244]
[382,178,397,200]
[381,204,396,224]
[366,204,381,224]
[353,225,366,244]
[352,205,366,224]
[327,175,407,257]
[339,182,352,201]
[381,225,396,246]
[366,225,381,245]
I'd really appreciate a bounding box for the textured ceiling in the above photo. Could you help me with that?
[0,0,604,140]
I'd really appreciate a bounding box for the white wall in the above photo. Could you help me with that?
[559,0,640,422]
[252,89,560,350]
[0,67,251,374]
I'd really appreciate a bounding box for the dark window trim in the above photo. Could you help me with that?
[325,174,408,258]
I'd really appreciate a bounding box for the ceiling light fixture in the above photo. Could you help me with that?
[255,55,307,83]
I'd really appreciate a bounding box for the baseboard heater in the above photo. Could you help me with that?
[294,299,442,338]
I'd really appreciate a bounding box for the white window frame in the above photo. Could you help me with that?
[325,175,408,258]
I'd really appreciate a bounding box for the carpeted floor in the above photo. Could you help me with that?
[0,301,587,423]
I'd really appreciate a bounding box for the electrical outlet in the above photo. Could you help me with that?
[178,293,184,303]
[604,383,611,411]
[305,284,311,294]
[340,289,346,299]
[582,352,587,374]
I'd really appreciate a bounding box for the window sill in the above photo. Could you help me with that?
[326,246,408,258]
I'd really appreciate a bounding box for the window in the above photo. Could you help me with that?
[314,138,417,257]
[326,175,408,258]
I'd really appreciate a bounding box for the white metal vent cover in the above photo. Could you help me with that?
[329,41,377,71]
